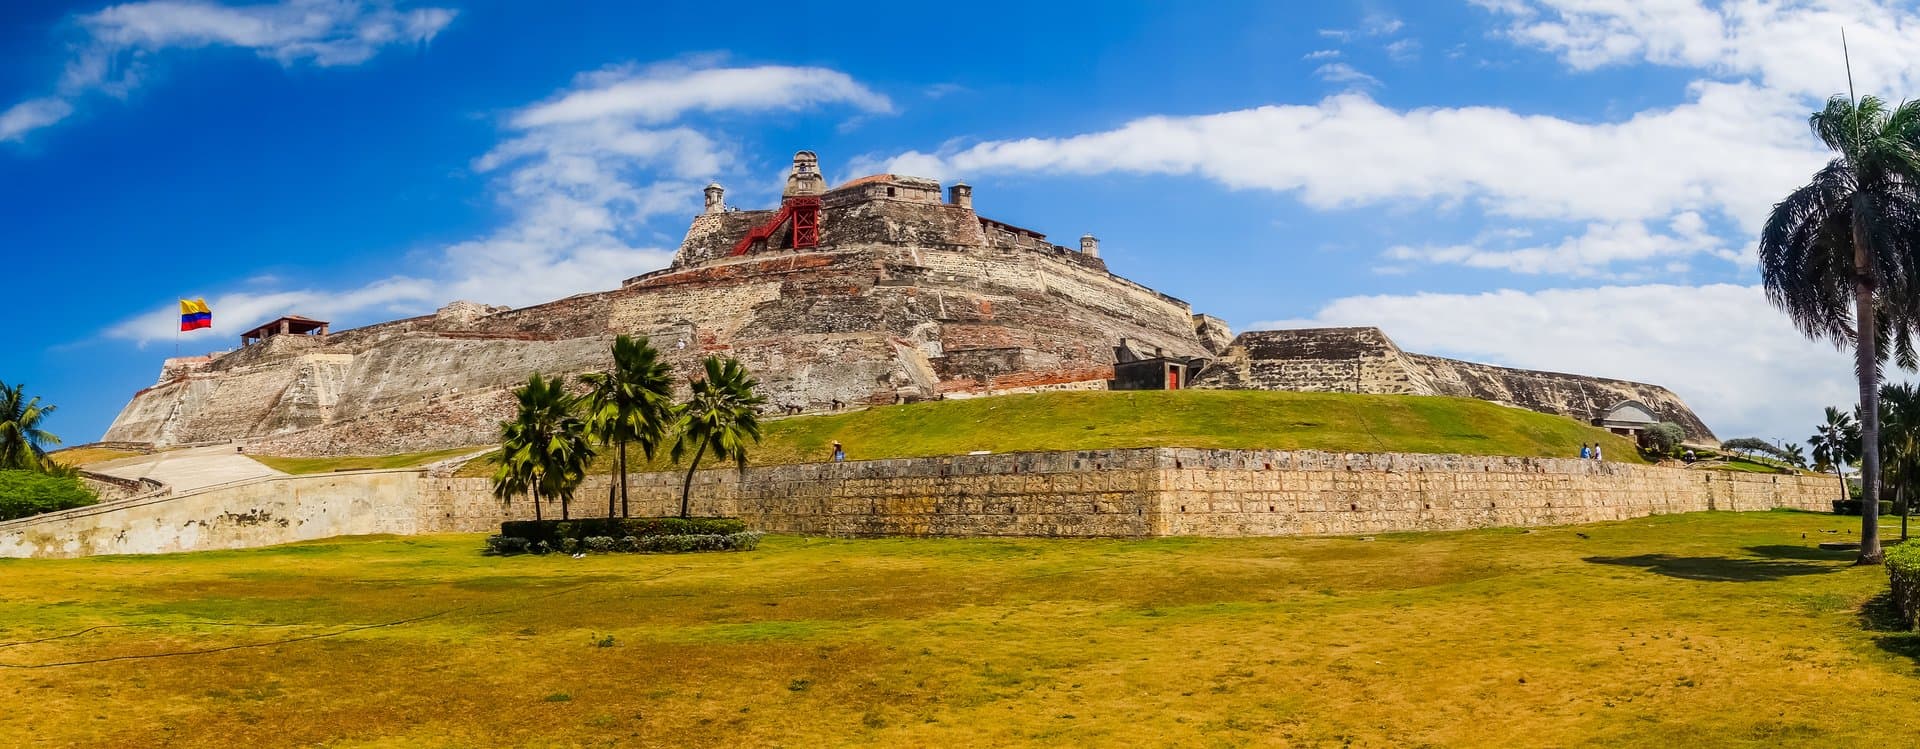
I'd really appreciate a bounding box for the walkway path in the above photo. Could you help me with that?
[86,445,285,492]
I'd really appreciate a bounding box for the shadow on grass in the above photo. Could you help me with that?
[1584,554,1841,582]
[1858,591,1920,665]
[1744,545,1861,562]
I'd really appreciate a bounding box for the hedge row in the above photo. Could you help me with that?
[1833,499,1896,516]
[499,517,748,545]
[485,531,761,556]
[1887,543,1920,631]
[0,470,98,521]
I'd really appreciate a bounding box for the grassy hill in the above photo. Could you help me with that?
[457,390,1645,477]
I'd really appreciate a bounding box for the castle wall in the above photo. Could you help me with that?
[0,449,1832,557]
[1191,328,1719,444]
[0,470,425,559]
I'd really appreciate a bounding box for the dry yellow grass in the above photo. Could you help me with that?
[47,446,143,467]
[0,511,1913,747]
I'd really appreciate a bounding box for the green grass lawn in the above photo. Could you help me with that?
[247,446,486,475]
[2,512,1916,747]
[459,390,1646,477]
[1706,456,1796,474]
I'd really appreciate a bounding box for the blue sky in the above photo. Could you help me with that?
[3,0,1913,446]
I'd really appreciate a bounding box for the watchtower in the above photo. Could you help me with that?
[733,150,825,255]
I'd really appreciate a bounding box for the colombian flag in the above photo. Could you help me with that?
[179,298,212,332]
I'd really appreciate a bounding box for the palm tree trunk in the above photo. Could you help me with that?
[608,439,618,522]
[680,444,706,519]
[532,476,544,522]
[619,440,630,519]
[1900,481,1908,542]
[1854,216,1885,564]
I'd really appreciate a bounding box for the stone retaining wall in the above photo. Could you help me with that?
[0,450,1835,558]
[424,449,1834,538]
[0,471,424,558]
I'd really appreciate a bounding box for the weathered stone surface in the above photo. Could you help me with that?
[1190,327,1718,444]
[106,166,1209,454]
[0,448,1831,557]
[102,154,1717,455]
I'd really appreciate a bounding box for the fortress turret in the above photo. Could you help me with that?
[1080,234,1100,258]
[948,181,973,209]
[703,182,725,214]
[783,150,825,198]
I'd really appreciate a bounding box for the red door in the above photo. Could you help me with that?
[1166,364,1181,390]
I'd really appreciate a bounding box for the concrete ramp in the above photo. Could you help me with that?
[87,445,285,493]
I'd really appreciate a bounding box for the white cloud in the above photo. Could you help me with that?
[1386,38,1422,62]
[872,81,1823,231]
[1253,284,1858,443]
[1303,49,1342,60]
[1382,212,1735,277]
[1480,0,1920,99]
[104,62,882,345]
[1314,63,1381,88]
[513,62,893,128]
[3,0,456,143]
[1319,13,1405,42]
[0,98,75,142]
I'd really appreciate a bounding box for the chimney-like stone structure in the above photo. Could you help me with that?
[784,150,825,198]
[1080,234,1100,258]
[703,182,725,214]
[949,181,973,209]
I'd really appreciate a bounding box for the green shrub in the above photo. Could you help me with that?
[1886,543,1920,630]
[1833,499,1894,516]
[0,470,99,521]
[1641,422,1685,455]
[483,531,761,555]
[499,517,748,545]
[483,535,530,555]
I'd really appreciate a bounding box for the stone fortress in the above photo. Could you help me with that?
[104,151,1717,454]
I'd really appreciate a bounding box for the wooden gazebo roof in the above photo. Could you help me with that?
[240,315,330,342]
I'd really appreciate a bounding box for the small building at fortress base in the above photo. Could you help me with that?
[103,151,1719,455]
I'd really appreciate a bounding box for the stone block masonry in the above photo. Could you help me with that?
[1,449,1832,557]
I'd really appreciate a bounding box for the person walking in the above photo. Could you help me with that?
[1580,443,1591,460]
[831,440,846,463]
[1593,443,1603,462]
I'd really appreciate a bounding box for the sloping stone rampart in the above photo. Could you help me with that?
[1191,328,1718,443]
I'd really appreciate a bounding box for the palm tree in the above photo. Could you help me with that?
[670,357,765,519]
[492,373,595,522]
[1759,95,1920,564]
[0,381,61,472]
[581,335,676,520]
[1782,442,1809,470]
[1881,382,1920,540]
[1810,406,1862,513]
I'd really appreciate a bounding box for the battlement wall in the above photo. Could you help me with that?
[1191,328,1718,443]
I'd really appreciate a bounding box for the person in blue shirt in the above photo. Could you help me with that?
[1580,444,1591,460]
[832,441,846,462]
